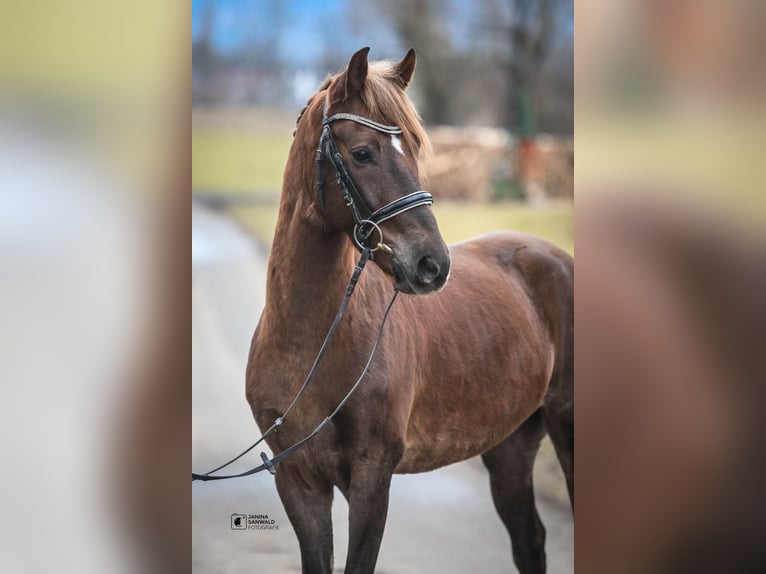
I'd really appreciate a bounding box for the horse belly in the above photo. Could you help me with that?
[394,343,554,474]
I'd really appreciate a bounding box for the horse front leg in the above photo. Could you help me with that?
[275,462,334,574]
[343,443,404,574]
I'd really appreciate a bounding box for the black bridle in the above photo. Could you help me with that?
[192,97,433,482]
[316,99,433,251]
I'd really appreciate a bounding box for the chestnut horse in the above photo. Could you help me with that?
[246,47,573,574]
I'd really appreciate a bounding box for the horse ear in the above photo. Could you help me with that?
[391,48,417,89]
[329,47,370,105]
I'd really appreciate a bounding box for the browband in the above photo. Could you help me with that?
[323,113,403,135]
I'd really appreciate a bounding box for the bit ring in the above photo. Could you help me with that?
[353,220,384,252]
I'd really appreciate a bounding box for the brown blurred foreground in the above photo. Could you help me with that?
[576,196,766,573]
[575,1,766,567]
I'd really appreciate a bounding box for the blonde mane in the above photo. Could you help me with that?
[360,61,432,162]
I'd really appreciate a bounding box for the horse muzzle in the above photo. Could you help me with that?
[392,247,451,295]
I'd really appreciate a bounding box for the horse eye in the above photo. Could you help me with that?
[351,148,372,163]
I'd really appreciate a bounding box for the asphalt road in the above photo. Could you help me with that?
[192,204,573,573]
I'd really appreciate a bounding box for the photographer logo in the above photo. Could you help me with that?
[230,513,248,530]
[230,512,280,531]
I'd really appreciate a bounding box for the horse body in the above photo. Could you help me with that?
[399,234,570,472]
[245,47,573,574]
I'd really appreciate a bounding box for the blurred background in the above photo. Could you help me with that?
[191,0,574,573]
[4,0,763,572]
[191,0,574,247]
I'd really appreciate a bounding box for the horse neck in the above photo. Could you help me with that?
[262,139,357,343]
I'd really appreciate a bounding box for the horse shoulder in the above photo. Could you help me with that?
[451,231,573,360]
[245,316,287,418]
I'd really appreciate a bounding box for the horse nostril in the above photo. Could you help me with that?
[416,255,441,284]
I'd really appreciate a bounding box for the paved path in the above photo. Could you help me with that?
[192,205,573,573]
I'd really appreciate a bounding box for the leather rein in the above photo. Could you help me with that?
[192,99,433,481]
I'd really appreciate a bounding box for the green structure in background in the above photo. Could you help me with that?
[496,89,536,201]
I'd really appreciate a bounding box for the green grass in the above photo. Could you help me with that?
[432,202,573,254]
[230,201,573,255]
[192,130,292,194]
[229,204,281,246]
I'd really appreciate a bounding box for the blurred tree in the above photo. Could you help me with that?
[191,0,572,133]
[367,0,572,133]
[192,0,219,105]
[505,0,554,133]
[479,0,572,133]
[375,0,457,125]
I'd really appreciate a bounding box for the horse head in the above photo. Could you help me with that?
[313,47,451,295]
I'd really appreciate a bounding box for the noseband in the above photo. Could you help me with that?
[315,99,433,251]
